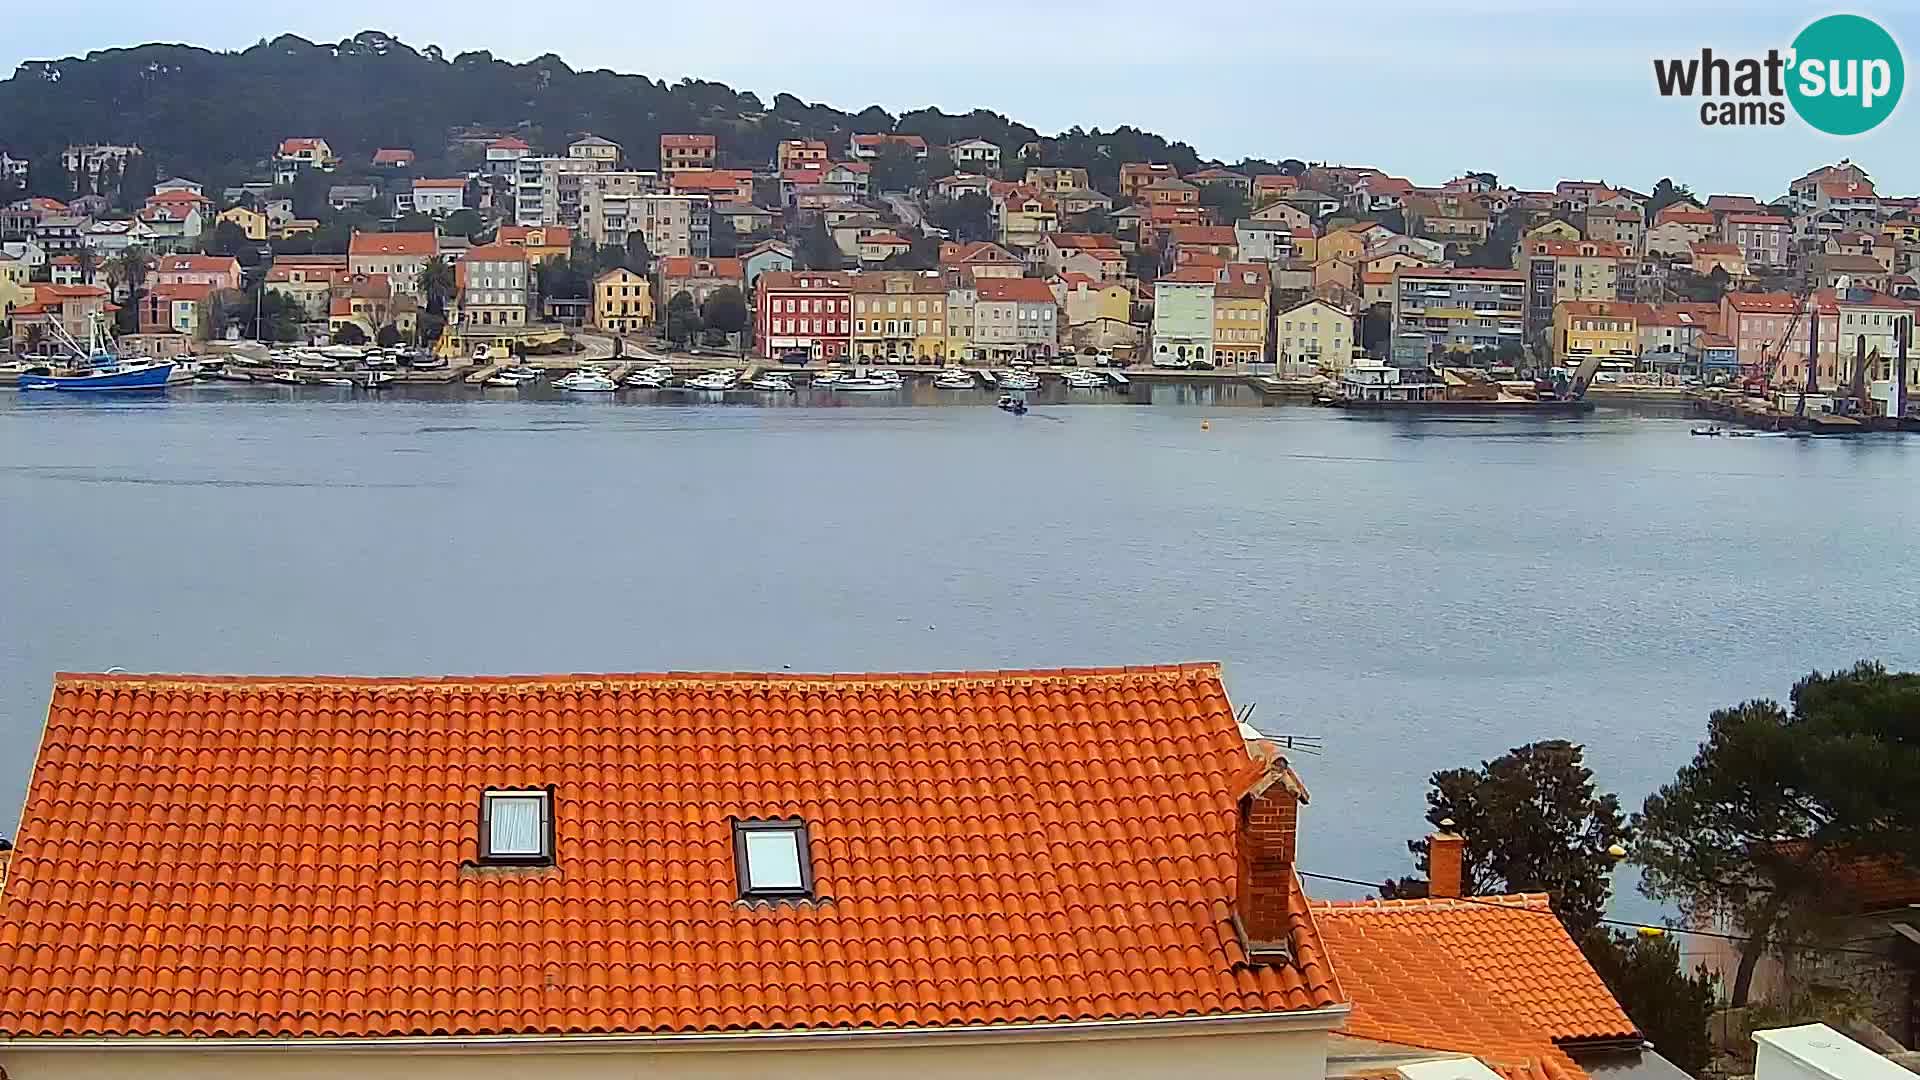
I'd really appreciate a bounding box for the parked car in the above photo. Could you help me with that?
[1153,354,1192,370]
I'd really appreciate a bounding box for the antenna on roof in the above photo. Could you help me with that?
[1237,704,1324,755]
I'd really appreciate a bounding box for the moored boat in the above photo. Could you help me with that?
[556,369,618,392]
[685,370,739,391]
[17,314,174,392]
[933,369,977,390]
[747,373,795,391]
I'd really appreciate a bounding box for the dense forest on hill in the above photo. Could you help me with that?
[0,31,1247,195]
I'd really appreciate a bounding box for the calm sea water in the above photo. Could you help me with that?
[3,383,1916,915]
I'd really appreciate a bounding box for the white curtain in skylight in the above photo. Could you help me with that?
[490,795,543,855]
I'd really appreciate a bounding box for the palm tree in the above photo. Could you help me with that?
[416,256,455,315]
[105,247,153,300]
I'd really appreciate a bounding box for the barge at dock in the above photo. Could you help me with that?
[1319,356,1605,415]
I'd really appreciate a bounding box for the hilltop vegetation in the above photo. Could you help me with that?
[0,31,1247,194]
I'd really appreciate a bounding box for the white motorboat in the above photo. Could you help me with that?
[996,370,1040,391]
[810,369,846,386]
[933,369,977,390]
[1061,369,1109,389]
[483,375,525,388]
[747,373,795,391]
[497,366,540,382]
[272,369,301,385]
[295,352,341,370]
[316,376,355,387]
[685,370,738,391]
[622,367,674,389]
[556,369,618,392]
[834,370,904,392]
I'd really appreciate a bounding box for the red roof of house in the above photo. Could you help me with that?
[148,189,210,204]
[1169,225,1238,246]
[349,231,437,257]
[939,241,1019,266]
[1051,232,1121,251]
[462,242,528,263]
[1395,266,1525,282]
[328,295,353,317]
[1161,266,1218,284]
[1315,894,1636,1080]
[26,197,67,212]
[1529,238,1629,259]
[151,282,215,303]
[1690,242,1741,257]
[0,665,1341,1038]
[1179,252,1228,271]
[1254,175,1298,190]
[412,178,467,190]
[658,256,744,279]
[372,149,415,165]
[156,255,238,275]
[1722,212,1790,226]
[1653,205,1713,226]
[859,232,910,247]
[852,133,928,150]
[975,277,1059,303]
[1724,291,1800,314]
[1820,178,1877,199]
[660,134,717,149]
[488,136,531,151]
[278,137,327,154]
[756,271,853,292]
[496,226,573,248]
[49,254,79,266]
[670,170,754,192]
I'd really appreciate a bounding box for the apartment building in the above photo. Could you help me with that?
[454,242,529,328]
[973,276,1060,361]
[1212,264,1270,366]
[577,175,710,258]
[1390,266,1527,366]
[1151,267,1215,367]
[346,232,437,298]
[852,272,948,362]
[568,134,621,166]
[1552,299,1648,363]
[513,156,620,228]
[1274,298,1355,373]
[1721,211,1792,269]
[775,139,828,171]
[1521,238,1633,338]
[659,134,717,173]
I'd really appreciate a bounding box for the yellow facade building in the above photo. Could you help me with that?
[217,206,268,242]
[1212,274,1269,366]
[1552,300,1644,363]
[853,272,947,361]
[593,268,653,334]
[1274,298,1355,372]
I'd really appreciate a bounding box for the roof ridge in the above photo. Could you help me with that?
[1311,892,1553,911]
[51,662,1225,692]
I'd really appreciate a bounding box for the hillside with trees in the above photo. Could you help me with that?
[0,31,1226,197]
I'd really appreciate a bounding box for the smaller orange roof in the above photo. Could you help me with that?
[462,242,528,263]
[278,137,327,154]
[658,256,745,279]
[412,178,467,190]
[488,136,531,151]
[976,277,1057,303]
[1170,224,1239,246]
[1690,242,1741,257]
[660,133,717,149]
[372,148,415,165]
[1724,291,1799,313]
[1161,266,1217,284]
[860,231,910,247]
[496,225,574,248]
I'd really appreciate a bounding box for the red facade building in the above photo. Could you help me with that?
[755,271,852,360]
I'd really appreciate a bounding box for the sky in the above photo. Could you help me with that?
[6,0,1918,198]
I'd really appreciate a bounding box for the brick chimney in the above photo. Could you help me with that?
[1428,821,1465,899]
[1237,740,1310,963]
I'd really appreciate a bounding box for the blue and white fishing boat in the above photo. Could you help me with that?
[17,313,174,392]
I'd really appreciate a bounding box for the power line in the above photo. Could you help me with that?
[1298,868,1891,960]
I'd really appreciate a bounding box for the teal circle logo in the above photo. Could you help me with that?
[1788,14,1903,135]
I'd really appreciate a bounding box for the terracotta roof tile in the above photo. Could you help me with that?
[1314,894,1637,1080]
[349,232,437,257]
[0,666,1343,1039]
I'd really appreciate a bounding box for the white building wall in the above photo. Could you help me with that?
[0,1024,1334,1080]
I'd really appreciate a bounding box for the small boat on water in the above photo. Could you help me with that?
[622,366,675,389]
[933,369,977,390]
[556,369,618,392]
[1691,426,1723,437]
[685,370,739,391]
[1726,429,1757,438]
[810,369,846,386]
[272,369,301,385]
[834,369,904,392]
[995,370,1040,391]
[1061,369,1109,389]
[17,314,175,392]
[483,375,526,388]
[747,373,795,392]
[996,393,1029,415]
[316,377,356,387]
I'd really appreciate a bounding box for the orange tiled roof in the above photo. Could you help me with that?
[658,256,745,279]
[349,232,437,257]
[0,665,1344,1039]
[496,226,574,248]
[1315,894,1637,1080]
[660,134,717,149]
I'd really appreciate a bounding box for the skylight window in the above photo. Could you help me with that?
[481,789,552,865]
[733,818,813,900]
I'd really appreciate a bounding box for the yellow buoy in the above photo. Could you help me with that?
[1200,419,1211,431]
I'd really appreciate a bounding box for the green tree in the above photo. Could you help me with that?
[699,285,749,339]
[1635,661,1920,1006]
[29,155,72,198]
[623,233,653,277]
[1579,930,1716,1074]
[665,289,700,347]
[415,256,455,315]
[119,153,157,208]
[247,287,303,342]
[331,322,368,345]
[1198,182,1249,226]
[710,214,739,258]
[1645,178,1697,220]
[1075,207,1114,236]
[796,218,843,270]
[443,208,485,240]
[1381,740,1630,938]
[928,193,993,243]
[870,144,927,193]
[535,256,590,301]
